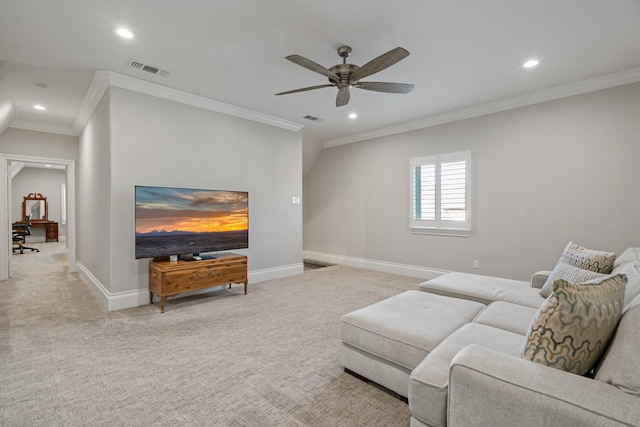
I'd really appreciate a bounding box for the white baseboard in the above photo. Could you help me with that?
[76,261,304,311]
[76,262,112,309]
[249,263,304,283]
[77,262,148,311]
[303,251,449,280]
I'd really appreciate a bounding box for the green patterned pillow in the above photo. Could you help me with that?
[521,274,627,375]
[558,241,616,274]
[539,262,607,298]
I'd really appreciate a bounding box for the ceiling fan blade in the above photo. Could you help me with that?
[349,47,410,83]
[275,84,335,96]
[356,82,415,93]
[286,55,340,82]
[336,86,350,107]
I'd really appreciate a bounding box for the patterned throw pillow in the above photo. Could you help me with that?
[539,262,607,298]
[522,274,627,375]
[558,241,616,274]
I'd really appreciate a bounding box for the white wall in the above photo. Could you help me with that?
[304,82,640,280]
[0,62,16,135]
[0,128,78,159]
[78,86,303,305]
[0,100,14,136]
[78,90,112,289]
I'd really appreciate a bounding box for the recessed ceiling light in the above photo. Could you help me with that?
[523,59,539,68]
[33,105,46,111]
[116,28,133,39]
[348,113,358,119]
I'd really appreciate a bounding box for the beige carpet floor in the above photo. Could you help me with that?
[1,243,423,426]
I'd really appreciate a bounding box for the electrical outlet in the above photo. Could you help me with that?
[473,260,480,269]
[291,196,301,205]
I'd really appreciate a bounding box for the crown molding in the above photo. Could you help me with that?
[323,67,640,148]
[10,119,78,136]
[72,70,304,134]
[71,70,111,134]
[13,69,304,136]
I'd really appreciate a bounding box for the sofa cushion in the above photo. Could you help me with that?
[449,344,640,427]
[611,247,640,309]
[539,261,607,298]
[340,291,484,371]
[409,323,523,427]
[521,274,627,375]
[594,296,640,395]
[473,301,539,336]
[613,247,640,270]
[420,272,543,308]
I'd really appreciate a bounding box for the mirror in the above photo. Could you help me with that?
[23,193,48,222]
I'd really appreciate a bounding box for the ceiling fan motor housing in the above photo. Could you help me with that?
[329,63,359,85]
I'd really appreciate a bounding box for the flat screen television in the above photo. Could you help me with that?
[135,185,248,259]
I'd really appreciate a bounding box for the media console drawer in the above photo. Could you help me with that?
[149,253,247,313]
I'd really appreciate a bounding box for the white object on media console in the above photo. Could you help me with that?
[169,255,178,262]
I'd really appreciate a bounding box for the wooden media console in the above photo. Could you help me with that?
[149,252,248,313]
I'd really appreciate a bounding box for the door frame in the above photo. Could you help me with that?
[1,153,76,280]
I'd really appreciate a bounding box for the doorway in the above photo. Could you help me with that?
[1,153,76,280]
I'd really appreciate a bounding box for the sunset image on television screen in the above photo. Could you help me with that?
[135,187,248,235]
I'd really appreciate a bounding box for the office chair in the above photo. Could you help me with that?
[12,230,25,254]
[12,215,40,254]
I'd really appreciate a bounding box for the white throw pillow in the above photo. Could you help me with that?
[539,262,607,298]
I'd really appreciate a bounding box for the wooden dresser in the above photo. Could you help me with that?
[148,253,248,313]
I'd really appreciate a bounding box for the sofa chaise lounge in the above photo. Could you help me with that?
[340,245,640,427]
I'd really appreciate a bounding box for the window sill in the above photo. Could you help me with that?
[411,227,471,237]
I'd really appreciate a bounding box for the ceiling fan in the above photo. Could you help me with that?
[276,46,414,107]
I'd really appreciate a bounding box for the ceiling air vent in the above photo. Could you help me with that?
[130,61,171,77]
[302,115,322,122]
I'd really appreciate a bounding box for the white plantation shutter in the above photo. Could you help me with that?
[410,151,471,236]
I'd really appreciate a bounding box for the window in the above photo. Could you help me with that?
[410,151,471,236]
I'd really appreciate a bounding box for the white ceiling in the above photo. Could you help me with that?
[1,0,640,147]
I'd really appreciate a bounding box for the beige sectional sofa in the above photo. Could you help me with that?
[340,246,640,427]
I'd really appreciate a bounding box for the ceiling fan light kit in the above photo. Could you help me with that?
[276,46,414,107]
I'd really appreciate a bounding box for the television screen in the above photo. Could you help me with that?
[135,185,248,259]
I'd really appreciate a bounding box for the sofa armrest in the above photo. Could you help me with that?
[448,344,640,427]
[530,270,552,289]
